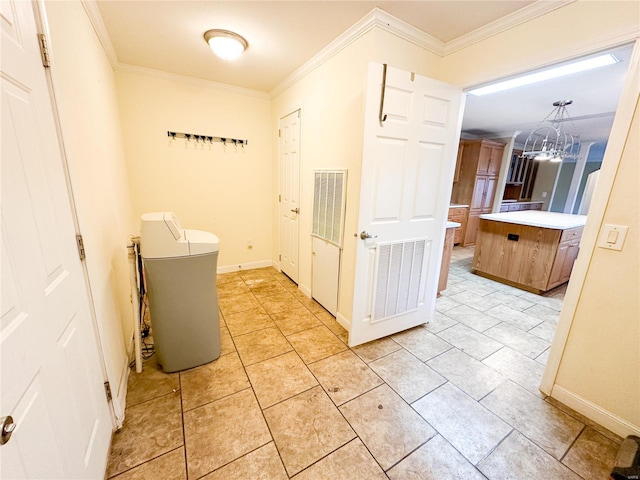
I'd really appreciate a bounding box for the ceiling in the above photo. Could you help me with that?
[94,1,631,144]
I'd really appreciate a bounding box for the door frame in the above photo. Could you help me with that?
[277,106,302,283]
[539,38,640,394]
[460,36,639,399]
[33,0,117,425]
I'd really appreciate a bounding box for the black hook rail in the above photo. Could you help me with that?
[167,131,248,146]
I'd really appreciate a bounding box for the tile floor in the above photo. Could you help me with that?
[106,247,622,480]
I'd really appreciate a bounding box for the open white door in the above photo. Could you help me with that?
[279,110,301,282]
[1,1,112,477]
[349,63,465,347]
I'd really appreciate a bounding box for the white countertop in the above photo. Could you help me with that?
[446,221,461,228]
[479,211,587,229]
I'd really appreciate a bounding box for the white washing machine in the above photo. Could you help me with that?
[140,212,220,372]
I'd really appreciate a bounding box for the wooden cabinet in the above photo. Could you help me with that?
[464,214,481,246]
[438,226,456,296]
[482,176,498,211]
[463,173,499,245]
[451,139,505,246]
[548,226,582,289]
[476,141,503,176]
[447,206,468,244]
[453,143,464,183]
[504,150,539,201]
[472,219,583,293]
[499,201,544,213]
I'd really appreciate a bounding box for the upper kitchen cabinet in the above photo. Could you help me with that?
[475,139,504,176]
[451,139,505,246]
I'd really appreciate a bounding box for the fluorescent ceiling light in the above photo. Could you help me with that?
[468,54,619,96]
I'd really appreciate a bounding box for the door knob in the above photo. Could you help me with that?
[360,231,377,240]
[291,208,299,214]
[1,416,16,445]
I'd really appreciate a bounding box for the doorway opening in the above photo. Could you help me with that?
[439,42,634,367]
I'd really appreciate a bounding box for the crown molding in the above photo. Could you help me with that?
[270,7,444,98]
[81,0,119,68]
[443,0,576,55]
[80,0,268,99]
[81,0,639,102]
[117,63,270,100]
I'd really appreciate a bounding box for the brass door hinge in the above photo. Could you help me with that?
[104,381,112,402]
[76,234,86,260]
[38,34,51,68]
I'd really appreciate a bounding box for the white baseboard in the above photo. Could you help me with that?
[551,384,640,438]
[217,259,274,274]
[108,335,134,430]
[336,311,351,332]
[299,283,312,298]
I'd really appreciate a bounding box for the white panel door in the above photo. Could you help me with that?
[349,63,465,347]
[0,1,112,478]
[279,110,301,282]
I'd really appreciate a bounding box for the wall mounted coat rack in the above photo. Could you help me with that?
[167,130,248,146]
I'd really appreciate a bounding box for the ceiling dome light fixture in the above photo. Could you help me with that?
[522,100,581,162]
[203,29,248,60]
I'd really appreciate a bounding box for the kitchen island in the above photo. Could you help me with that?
[472,211,586,293]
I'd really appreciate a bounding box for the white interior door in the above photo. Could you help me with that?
[1,1,112,478]
[279,109,301,282]
[349,62,465,347]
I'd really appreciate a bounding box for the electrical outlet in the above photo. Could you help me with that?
[247,240,253,249]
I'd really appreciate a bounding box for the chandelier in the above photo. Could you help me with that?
[522,100,580,162]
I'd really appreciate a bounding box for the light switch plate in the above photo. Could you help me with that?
[597,224,629,251]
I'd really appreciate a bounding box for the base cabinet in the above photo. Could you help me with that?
[547,228,582,289]
[472,220,583,293]
[447,206,468,244]
[464,213,481,246]
[438,227,456,296]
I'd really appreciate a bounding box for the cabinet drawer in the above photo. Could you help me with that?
[560,226,584,243]
[448,207,467,218]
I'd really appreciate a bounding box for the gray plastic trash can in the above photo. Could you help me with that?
[141,212,220,372]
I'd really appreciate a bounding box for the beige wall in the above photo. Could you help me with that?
[115,72,273,270]
[271,27,442,322]
[441,0,639,435]
[45,1,136,412]
[555,97,640,430]
[531,162,561,210]
[44,0,638,436]
[441,1,640,88]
